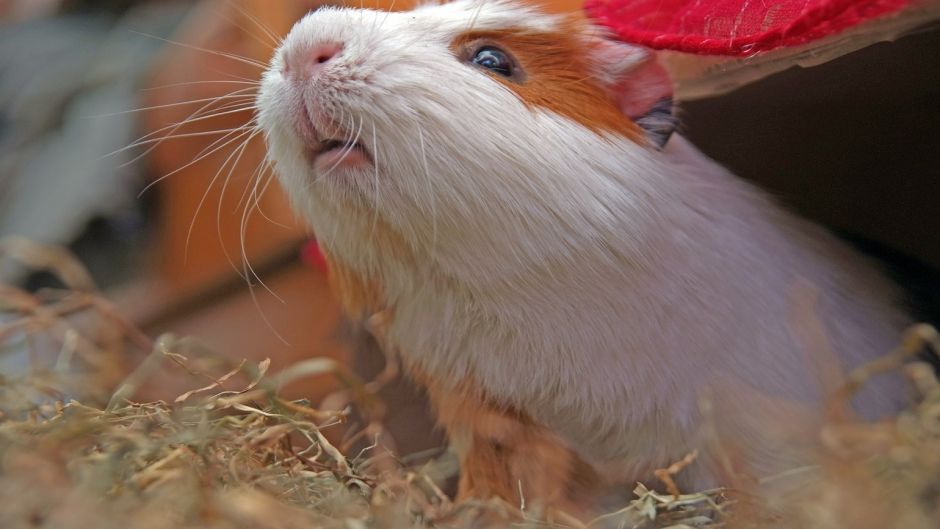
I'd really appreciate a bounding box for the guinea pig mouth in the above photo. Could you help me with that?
[316,139,369,156]
[308,138,372,166]
[296,104,371,167]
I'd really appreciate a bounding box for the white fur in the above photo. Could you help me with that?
[257,0,909,488]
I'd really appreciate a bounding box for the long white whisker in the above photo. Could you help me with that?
[378,0,397,32]
[238,188,287,304]
[137,128,253,197]
[466,0,486,32]
[117,124,251,174]
[117,108,252,165]
[236,152,270,212]
[251,167,293,230]
[244,276,290,346]
[219,72,266,84]
[228,1,284,47]
[226,130,288,307]
[237,180,292,347]
[204,129,260,274]
[97,91,257,119]
[181,127,254,267]
[109,91,257,167]
[307,106,347,186]
[139,79,260,92]
[129,31,269,69]
[127,104,256,149]
[220,13,279,53]
[123,127,248,151]
[188,124,256,168]
[312,114,364,185]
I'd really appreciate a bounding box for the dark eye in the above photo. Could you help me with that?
[471,46,513,77]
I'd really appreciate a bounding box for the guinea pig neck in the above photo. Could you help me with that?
[324,129,907,485]
[340,134,731,397]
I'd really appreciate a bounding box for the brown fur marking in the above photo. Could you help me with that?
[323,253,385,317]
[414,370,602,516]
[451,19,644,142]
[322,215,598,515]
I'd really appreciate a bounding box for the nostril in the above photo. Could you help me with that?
[283,42,343,80]
[311,42,342,66]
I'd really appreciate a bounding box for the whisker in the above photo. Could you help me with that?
[139,79,260,92]
[238,193,288,304]
[137,128,253,198]
[114,88,258,155]
[211,131,261,276]
[237,176,292,347]
[250,167,294,230]
[235,151,270,212]
[188,123,257,169]
[224,131,287,307]
[376,0,397,33]
[244,276,291,346]
[182,127,257,269]
[239,156,290,229]
[94,91,257,119]
[219,71,267,84]
[312,115,364,185]
[228,0,284,48]
[129,30,269,69]
[466,0,486,32]
[220,10,280,56]
[307,107,347,187]
[127,104,257,149]
[112,96,256,169]
[123,127,249,152]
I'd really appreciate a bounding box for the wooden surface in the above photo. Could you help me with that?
[124,0,343,404]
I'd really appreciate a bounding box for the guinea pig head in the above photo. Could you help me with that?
[257,0,676,287]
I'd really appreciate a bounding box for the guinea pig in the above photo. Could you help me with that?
[256,0,910,514]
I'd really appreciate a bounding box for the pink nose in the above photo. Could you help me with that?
[284,42,343,79]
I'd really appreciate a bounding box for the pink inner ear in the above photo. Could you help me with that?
[611,57,674,120]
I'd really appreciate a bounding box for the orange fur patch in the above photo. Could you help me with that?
[413,370,602,515]
[451,18,644,143]
[323,253,385,317]
[320,203,418,318]
[321,207,600,514]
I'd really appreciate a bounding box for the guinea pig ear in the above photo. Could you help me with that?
[590,38,677,148]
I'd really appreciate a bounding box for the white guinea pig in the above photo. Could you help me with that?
[257,0,909,514]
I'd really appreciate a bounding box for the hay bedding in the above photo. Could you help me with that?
[1,237,939,529]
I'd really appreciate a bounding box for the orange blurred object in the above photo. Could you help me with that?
[125,0,340,403]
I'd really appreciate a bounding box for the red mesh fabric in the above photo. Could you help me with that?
[584,0,911,56]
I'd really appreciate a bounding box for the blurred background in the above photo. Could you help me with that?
[0,0,938,456]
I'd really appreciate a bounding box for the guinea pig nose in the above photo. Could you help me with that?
[285,42,343,79]
[312,42,342,65]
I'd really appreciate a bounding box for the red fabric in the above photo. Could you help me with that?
[584,0,911,56]
[301,238,329,275]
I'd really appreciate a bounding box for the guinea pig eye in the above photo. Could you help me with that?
[471,46,513,77]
